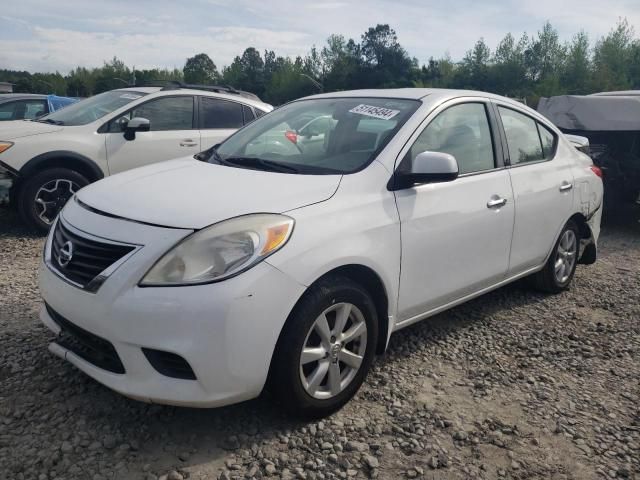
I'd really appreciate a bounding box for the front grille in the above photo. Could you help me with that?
[50,220,135,290]
[47,304,125,374]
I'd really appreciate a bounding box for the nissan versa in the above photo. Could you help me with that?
[39,89,603,417]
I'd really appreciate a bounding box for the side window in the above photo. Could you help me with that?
[406,103,495,175]
[129,96,194,131]
[498,107,545,164]
[0,101,17,120]
[242,105,256,124]
[537,123,556,159]
[201,98,243,129]
[22,100,47,119]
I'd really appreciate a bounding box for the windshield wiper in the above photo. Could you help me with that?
[36,118,64,125]
[224,156,300,174]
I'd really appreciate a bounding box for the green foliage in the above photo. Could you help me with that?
[183,53,219,85]
[2,20,640,104]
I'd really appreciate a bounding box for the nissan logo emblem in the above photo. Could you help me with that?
[57,241,74,268]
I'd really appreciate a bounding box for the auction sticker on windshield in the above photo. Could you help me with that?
[349,104,400,120]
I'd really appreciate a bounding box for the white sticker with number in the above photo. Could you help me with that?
[348,104,400,120]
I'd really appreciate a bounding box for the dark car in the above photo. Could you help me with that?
[0,94,78,121]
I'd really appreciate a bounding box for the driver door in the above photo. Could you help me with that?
[104,95,199,174]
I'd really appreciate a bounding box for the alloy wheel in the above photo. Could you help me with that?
[34,179,79,225]
[554,229,577,284]
[299,302,368,400]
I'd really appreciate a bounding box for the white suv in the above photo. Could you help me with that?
[0,84,272,232]
[39,89,603,417]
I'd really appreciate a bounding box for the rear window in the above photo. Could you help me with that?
[498,107,545,164]
[201,98,244,129]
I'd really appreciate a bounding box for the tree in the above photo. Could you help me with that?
[183,53,219,84]
[457,38,492,90]
[360,24,414,87]
[489,33,529,96]
[592,18,636,90]
[525,22,566,83]
[222,47,265,96]
[562,32,591,94]
[93,57,132,93]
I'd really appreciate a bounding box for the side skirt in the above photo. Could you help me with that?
[392,264,543,332]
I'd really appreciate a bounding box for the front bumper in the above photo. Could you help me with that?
[39,200,306,407]
[0,161,16,205]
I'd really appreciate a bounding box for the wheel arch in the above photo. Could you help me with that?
[18,151,104,184]
[279,263,392,356]
[568,211,597,265]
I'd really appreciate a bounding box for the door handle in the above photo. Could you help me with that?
[180,139,197,147]
[559,182,573,192]
[487,197,507,209]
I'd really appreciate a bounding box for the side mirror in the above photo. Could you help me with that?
[123,117,150,141]
[392,151,459,190]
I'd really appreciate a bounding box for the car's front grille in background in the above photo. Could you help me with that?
[46,304,125,374]
[50,220,135,291]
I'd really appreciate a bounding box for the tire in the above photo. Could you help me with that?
[531,220,580,293]
[17,168,89,234]
[269,275,379,418]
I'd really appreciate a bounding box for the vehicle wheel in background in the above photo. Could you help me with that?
[17,168,89,234]
[531,220,580,293]
[269,276,378,418]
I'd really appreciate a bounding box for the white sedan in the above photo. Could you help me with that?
[39,88,603,417]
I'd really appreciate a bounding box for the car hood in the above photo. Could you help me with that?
[0,120,63,139]
[76,158,342,229]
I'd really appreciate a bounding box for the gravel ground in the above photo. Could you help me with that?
[1,205,639,480]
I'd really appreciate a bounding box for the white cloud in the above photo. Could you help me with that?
[0,25,311,72]
[2,0,640,73]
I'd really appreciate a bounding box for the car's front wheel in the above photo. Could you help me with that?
[270,276,378,418]
[532,220,580,293]
[17,168,89,234]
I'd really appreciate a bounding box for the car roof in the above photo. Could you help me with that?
[590,90,640,97]
[299,88,525,104]
[0,93,47,102]
[112,87,272,111]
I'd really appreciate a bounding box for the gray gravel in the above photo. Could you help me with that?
[1,205,639,480]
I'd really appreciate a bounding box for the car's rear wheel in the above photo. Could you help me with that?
[270,276,378,418]
[17,168,89,234]
[531,220,580,293]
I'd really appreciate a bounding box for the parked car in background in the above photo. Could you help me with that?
[39,88,602,417]
[538,91,640,205]
[0,83,272,232]
[0,94,78,121]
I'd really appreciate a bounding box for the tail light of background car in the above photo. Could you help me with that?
[590,165,603,178]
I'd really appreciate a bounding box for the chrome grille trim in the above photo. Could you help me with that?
[45,216,142,293]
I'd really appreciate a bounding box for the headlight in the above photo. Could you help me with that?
[0,142,13,154]
[140,214,294,286]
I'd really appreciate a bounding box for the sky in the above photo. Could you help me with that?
[1,0,639,73]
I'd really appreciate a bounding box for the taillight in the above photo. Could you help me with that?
[285,130,297,144]
[590,165,603,178]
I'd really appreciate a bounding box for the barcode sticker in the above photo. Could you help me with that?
[349,104,400,120]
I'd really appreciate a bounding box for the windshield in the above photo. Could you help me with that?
[213,97,420,174]
[38,90,148,126]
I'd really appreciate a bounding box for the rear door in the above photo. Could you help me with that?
[395,99,515,321]
[494,103,575,274]
[105,95,199,174]
[198,97,246,150]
